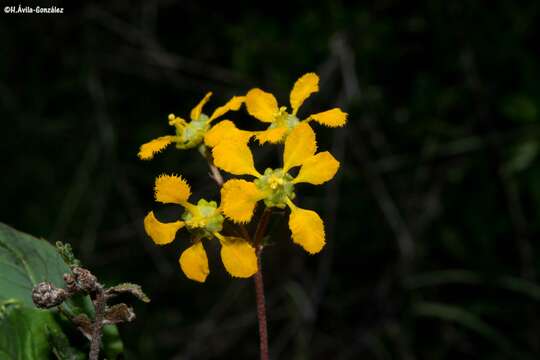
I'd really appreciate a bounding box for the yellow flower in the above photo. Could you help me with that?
[217,123,340,254]
[245,73,348,144]
[138,93,245,159]
[143,174,257,282]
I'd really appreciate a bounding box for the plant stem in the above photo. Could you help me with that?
[254,247,269,360]
[253,208,272,246]
[89,286,106,360]
[208,154,271,359]
[205,150,224,187]
[253,208,272,360]
[209,162,224,186]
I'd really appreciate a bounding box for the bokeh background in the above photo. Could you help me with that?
[3,1,540,359]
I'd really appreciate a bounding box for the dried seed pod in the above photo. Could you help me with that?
[32,282,67,308]
[71,267,99,293]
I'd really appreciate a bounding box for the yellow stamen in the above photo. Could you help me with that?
[168,115,188,128]
[192,219,206,228]
[268,176,284,190]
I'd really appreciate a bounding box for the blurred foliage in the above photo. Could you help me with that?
[1,1,540,358]
[0,305,84,360]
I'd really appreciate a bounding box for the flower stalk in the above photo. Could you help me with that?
[253,208,272,360]
[254,247,269,360]
[89,285,105,360]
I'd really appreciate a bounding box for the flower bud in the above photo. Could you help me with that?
[32,282,67,308]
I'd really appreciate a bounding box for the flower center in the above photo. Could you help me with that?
[254,168,296,208]
[182,199,224,239]
[169,113,210,149]
[270,106,300,135]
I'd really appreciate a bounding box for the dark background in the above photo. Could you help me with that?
[2,1,540,359]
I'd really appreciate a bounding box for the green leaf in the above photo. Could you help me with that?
[0,223,70,306]
[103,325,124,359]
[0,304,84,360]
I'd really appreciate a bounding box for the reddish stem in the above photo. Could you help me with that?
[254,247,269,360]
[253,209,272,360]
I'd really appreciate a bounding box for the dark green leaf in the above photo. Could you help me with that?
[0,223,70,306]
[0,304,83,360]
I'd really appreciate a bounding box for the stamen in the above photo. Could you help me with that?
[168,115,188,128]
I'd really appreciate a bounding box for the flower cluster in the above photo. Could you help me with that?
[140,73,347,282]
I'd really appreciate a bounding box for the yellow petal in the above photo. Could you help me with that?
[220,237,258,278]
[138,135,175,160]
[310,108,347,127]
[255,127,287,144]
[212,141,260,177]
[220,179,264,223]
[293,151,340,185]
[245,88,278,123]
[283,122,317,171]
[144,211,183,245]
[204,120,253,148]
[209,96,245,122]
[190,92,213,121]
[288,206,325,254]
[290,73,319,115]
[204,120,235,147]
[154,174,191,204]
[179,242,209,282]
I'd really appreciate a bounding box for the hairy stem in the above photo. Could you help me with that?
[205,150,224,187]
[89,286,106,360]
[209,162,224,186]
[253,208,272,360]
[253,208,272,246]
[254,247,269,360]
[208,154,271,359]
